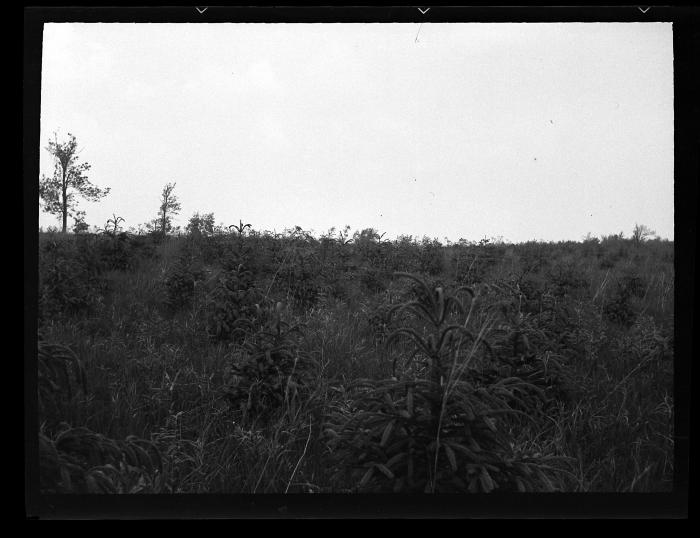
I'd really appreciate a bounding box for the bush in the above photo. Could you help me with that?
[95,233,136,271]
[163,255,206,311]
[603,280,637,327]
[418,238,445,276]
[359,265,387,295]
[39,236,104,318]
[279,247,324,310]
[325,274,567,492]
[548,259,588,298]
[223,308,316,421]
[206,264,266,342]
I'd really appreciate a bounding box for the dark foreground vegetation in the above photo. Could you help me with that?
[36,226,674,493]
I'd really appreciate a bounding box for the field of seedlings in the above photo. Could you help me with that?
[36,226,674,493]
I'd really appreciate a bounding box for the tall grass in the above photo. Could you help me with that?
[36,229,674,493]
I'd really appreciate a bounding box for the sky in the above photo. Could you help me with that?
[38,22,674,242]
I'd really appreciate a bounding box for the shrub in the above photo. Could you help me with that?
[359,265,387,295]
[39,237,104,318]
[619,273,647,299]
[223,306,316,421]
[206,264,266,342]
[418,238,445,276]
[186,212,216,237]
[95,232,136,271]
[365,302,393,349]
[279,247,324,310]
[163,255,205,311]
[127,233,159,262]
[548,259,588,298]
[72,211,90,234]
[325,273,566,492]
[603,279,637,327]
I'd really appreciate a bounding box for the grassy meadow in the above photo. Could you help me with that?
[36,226,674,494]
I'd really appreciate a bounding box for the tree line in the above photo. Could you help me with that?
[39,132,661,245]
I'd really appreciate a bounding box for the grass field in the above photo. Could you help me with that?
[35,227,674,493]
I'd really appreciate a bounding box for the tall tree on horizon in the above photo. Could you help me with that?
[157,182,182,236]
[39,132,110,233]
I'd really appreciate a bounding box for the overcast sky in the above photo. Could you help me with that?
[39,22,673,242]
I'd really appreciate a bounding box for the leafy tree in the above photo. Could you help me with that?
[186,212,215,237]
[72,211,89,234]
[39,133,110,233]
[350,228,384,260]
[156,182,181,235]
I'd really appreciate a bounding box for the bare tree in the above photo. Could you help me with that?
[631,223,656,245]
[39,132,110,233]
